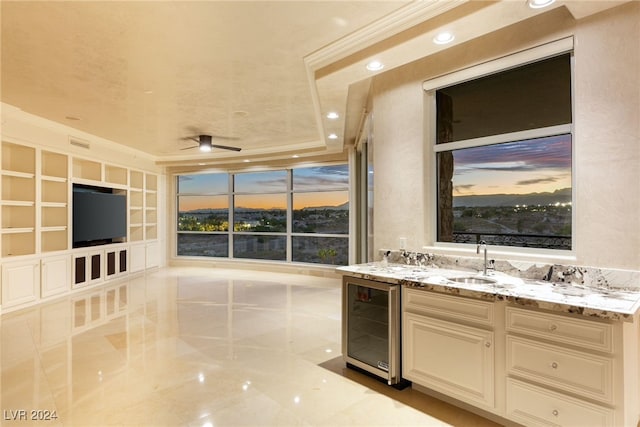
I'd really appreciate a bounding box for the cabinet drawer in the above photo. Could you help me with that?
[403,288,493,326]
[506,378,614,427]
[507,335,613,404]
[506,306,613,353]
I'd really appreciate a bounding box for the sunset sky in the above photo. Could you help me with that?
[452,134,572,196]
[178,165,349,211]
[178,137,570,212]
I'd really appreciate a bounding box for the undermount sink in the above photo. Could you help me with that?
[448,276,497,285]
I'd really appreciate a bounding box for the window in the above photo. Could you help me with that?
[176,164,349,264]
[292,165,349,264]
[177,173,229,257]
[233,170,287,259]
[234,170,287,233]
[429,46,573,250]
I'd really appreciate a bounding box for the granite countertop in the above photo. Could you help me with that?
[337,263,640,321]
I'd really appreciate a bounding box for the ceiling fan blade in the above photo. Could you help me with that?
[180,145,198,150]
[209,134,240,141]
[180,136,201,143]
[211,144,242,151]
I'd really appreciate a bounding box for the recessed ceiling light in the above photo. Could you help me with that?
[143,90,154,95]
[332,17,348,27]
[198,163,206,166]
[243,159,251,163]
[326,112,339,120]
[328,133,339,140]
[433,31,455,45]
[528,0,555,9]
[366,60,384,71]
[292,155,299,158]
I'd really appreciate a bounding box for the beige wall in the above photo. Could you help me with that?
[371,3,639,270]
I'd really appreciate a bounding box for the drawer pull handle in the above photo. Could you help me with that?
[485,341,491,348]
[551,362,558,369]
[552,409,559,417]
[549,324,558,331]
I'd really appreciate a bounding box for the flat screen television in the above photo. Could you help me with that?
[73,184,127,248]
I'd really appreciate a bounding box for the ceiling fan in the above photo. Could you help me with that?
[181,134,242,153]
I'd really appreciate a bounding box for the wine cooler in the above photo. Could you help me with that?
[342,275,405,386]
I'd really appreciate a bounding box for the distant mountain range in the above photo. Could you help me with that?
[181,201,349,214]
[301,202,349,210]
[453,188,571,208]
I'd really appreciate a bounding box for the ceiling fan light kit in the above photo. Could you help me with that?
[182,134,242,153]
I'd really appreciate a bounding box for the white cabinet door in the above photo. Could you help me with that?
[41,255,70,298]
[104,246,128,280]
[146,241,159,268]
[1,260,40,308]
[72,250,103,288]
[403,311,495,409]
[129,244,145,272]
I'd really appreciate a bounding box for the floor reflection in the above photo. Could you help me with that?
[1,267,496,426]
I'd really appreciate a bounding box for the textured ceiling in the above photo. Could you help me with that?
[1,1,409,162]
[1,1,628,166]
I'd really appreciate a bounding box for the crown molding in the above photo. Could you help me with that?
[303,0,467,152]
[304,0,467,70]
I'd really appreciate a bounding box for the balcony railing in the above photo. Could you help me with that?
[452,232,571,250]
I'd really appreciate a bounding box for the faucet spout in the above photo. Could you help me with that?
[477,240,488,276]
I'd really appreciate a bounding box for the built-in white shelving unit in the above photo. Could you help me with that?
[129,170,144,242]
[145,173,158,240]
[72,157,101,182]
[1,142,36,257]
[41,150,69,253]
[105,164,128,187]
[0,140,161,312]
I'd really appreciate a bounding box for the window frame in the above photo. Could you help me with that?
[424,37,576,257]
[290,164,350,265]
[176,172,232,257]
[174,163,350,265]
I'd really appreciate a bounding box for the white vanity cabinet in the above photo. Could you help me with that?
[504,305,632,427]
[338,266,640,427]
[402,287,496,410]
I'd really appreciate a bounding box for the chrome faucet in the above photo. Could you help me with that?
[477,240,488,276]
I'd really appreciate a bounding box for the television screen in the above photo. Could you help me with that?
[73,185,127,247]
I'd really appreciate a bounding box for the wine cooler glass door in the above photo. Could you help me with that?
[344,277,399,384]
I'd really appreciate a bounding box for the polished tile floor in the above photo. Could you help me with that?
[1,267,500,426]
